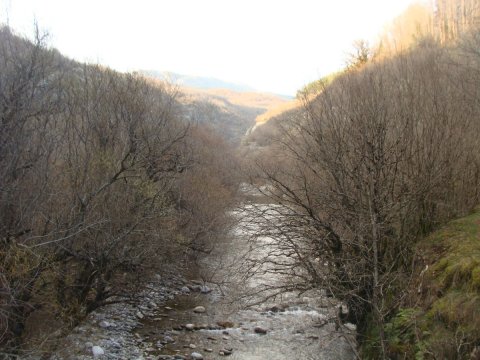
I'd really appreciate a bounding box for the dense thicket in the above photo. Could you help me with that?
[0,26,238,354]
[249,22,480,360]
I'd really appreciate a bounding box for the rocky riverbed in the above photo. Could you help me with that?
[48,201,357,360]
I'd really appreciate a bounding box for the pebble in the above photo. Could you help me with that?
[92,345,105,357]
[254,326,268,334]
[217,321,234,328]
[220,348,233,355]
[136,311,144,319]
[200,286,212,294]
[185,323,195,330]
[191,352,203,359]
[193,306,206,313]
[99,320,111,328]
[163,335,175,343]
[148,301,157,309]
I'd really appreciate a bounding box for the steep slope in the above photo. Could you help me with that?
[363,208,480,359]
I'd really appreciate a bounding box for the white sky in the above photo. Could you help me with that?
[1,0,419,95]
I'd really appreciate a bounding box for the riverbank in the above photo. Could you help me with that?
[43,200,357,360]
[361,208,480,359]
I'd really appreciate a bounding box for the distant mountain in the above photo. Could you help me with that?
[140,71,291,146]
[139,70,256,93]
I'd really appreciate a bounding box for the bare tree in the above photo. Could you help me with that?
[248,41,480,358]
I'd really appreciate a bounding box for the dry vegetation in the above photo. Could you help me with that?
[0,26,239,356]
[245,1,480,358]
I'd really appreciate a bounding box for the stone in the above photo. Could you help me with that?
[222,335,229,340]
[136,311,144,319]
[191,352,203,359]
[217,320,234,328]
[220,348,233,355]
[98,320,111,328]
[92,345,105,357]
[148,301,157,309]
[204,348,213,352]
[181,286,190,293]
[185,323,195,330]
[190,285,202,292]
[189,344,196,349]
[163,335,175,343]
[344,323,357,331]
[254,326,268,334]
[267,304,288,313]
[193,306,206,313]
[200,286,212,294]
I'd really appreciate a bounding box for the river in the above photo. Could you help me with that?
[136,197,357,360]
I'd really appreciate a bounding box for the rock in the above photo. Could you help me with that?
[222,335,229,340]
[222,330,229,335]
[267,304,288,312]
[92,345,105,357]
[193,306,206,313]
[191,352,203,359]
[163,335,175,343]
[98,320,111,328]
[165,306,173,310]
[181,286,190,293]
[185,323,195,330]
[344,323,357,331]
[148,301,157,309]
[220,348,233,355]
[200,286,212,294]
[204,348,213,352]
[136,311,144,319]
[174,356,186,360]
[190,285,202,292]
[217,320,234,328]
[254,326,268,334]
[189,344,196,349]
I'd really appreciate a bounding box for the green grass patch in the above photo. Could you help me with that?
[362,208,480,359]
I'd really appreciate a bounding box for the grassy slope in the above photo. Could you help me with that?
[362,208,480,359]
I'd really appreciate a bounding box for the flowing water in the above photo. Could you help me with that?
[137,201,356,360]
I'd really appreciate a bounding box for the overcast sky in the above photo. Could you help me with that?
[1,0,419,95]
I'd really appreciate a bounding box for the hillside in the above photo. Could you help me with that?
[142,73,290,145]
[363,209,480,359]
[140,70,255,92]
